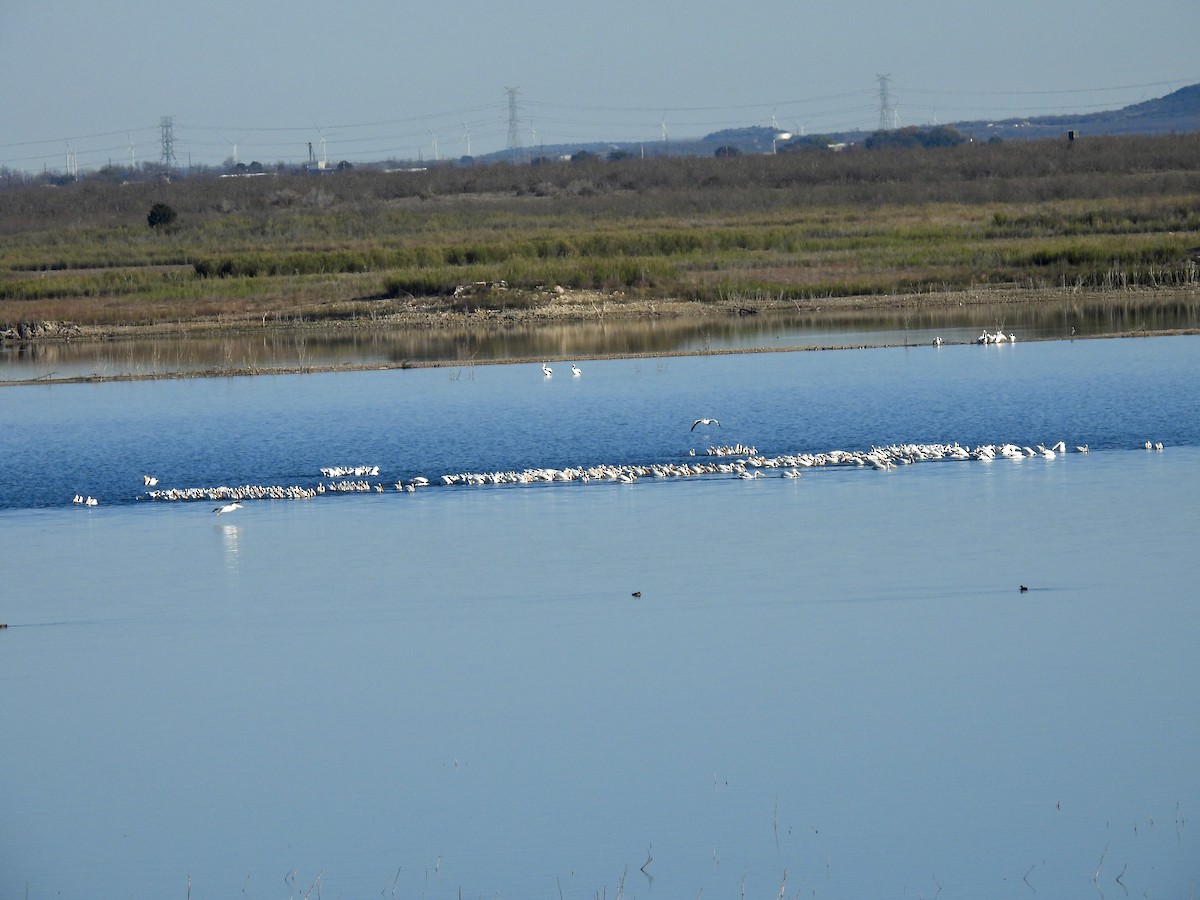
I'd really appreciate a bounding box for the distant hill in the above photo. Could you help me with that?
[950,83,1200,141]
[482,83,1200,162]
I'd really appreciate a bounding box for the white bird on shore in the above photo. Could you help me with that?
[541,363,553,377]
[213,501,243,515]
[84,496,98,506]
[691,418,721,431]
[1075,444,1089,453]
[143,474,158,486]
[571,364,581,376]
[933,336,943,347]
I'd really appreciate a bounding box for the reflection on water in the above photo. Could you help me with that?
[219,523,240,569]
[3,292,1197,381]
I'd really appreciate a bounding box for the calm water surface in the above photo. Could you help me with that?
[1,336,1197,899]
[2,291,1197,381]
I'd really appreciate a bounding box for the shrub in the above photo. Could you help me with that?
[147,202,177,230]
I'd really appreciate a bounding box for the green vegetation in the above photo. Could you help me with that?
[1,132,1198,329]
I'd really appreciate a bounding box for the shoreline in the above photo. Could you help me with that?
[3,328,1196,388]
[6,284,1191,340]
[2,285,1196,386]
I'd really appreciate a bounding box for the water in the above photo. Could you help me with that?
[2,291,1197,381]
[1,336,1197,899]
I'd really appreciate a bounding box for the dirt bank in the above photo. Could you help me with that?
[5,284,1191,346]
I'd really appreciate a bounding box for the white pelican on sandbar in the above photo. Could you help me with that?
[571,364,581,376]
[541,363,553,377]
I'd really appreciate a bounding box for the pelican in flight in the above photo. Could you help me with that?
[541,363,553,377]
[571,364,582,376]
[143,474,158,486]
[691,418,721,431]
[213,501,244,516]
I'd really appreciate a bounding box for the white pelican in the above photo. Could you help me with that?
[213,501,244,515]
[571,364,581,376]
[933,336,943,347]
[143,474,158,486]
[1075,444,1089,453]
[72,495,84,505]
[1144,440,1153,450]
[541,363,553,377]
[691,418,721,431]
[1155,441,1164,451]
[84,496,98,506]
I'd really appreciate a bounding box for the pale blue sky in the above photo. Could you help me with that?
[2,0,1197,172]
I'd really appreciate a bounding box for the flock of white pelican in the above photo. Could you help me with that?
[704,443,758,456]
[320,465,379,477]
[976,330,1016,344]
[116,435,1170,511]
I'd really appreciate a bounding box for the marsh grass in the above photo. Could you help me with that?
[3,133,1199,328]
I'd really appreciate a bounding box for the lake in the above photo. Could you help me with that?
[1,333,1197,899]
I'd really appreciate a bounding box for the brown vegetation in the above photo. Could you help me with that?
[2,133,1198,336]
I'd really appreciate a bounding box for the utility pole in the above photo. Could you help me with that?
[159,115,177,169]
[505,87,522,153]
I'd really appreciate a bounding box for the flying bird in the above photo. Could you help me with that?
[213,501,244,516]
[691,418,720,431]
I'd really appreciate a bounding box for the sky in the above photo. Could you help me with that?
[2,0,1198,173]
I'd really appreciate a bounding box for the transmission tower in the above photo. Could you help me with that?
[876,75,897,131]
[159,115,177,169]
[505,87,522,152]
